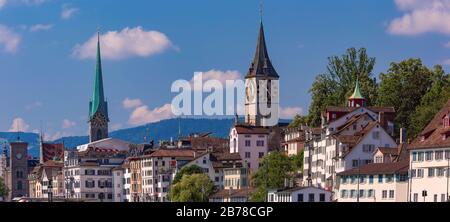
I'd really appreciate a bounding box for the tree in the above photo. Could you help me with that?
[377,59,434,138]
[290,150,304,172]
[409,65,450,138]
[308,48,378,126]
[0,177,8,200]
[250,151,294,202]
[169,174,214,202]
[289,115,309,128]
[173,165,204,184]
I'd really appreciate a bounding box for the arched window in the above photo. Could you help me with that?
[17,181,23,190]
[233,138,237,153]
[97,129,103,141]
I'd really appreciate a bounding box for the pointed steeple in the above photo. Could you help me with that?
[348,78,366,107]
[246,20,279,79]
[89,30,108,120]
[349,78,364,99]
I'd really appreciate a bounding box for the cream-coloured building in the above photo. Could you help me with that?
[268,186,332,202]
[336,161,409,202]
[408,99,450,202]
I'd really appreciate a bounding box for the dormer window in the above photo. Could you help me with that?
[443,115,450,128]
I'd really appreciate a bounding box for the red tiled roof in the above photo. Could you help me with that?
[234,125,270,135]
[41,143,64,163]
[410,99,450,150]
[148,149,196,158]
[337,161,409,176]
[210,188,254,199]
[325,106,395,114]
[377,148,398,155]
[334,121,379,147]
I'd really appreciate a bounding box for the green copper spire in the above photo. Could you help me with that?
[89,30,108,119]
[350,78,364,99]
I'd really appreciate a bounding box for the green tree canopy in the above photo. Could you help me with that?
[250,151,294,202]
[290,151,304,172]
[173,164,204,184]
[169,174,214,202]
[308,48,378,126]
[377,58,435,138]
[0,177,8,199]
[409,65,450,138]
[289,115,309,128]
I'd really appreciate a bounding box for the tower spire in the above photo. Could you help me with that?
[89,29,108,119]
[246,10,279,79]
[260,0,263,23]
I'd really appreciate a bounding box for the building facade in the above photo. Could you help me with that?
[408,99,450,202]
[230,125,269,172]
[268,187,332,202]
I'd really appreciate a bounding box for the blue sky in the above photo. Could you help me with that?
[0,0,449,140]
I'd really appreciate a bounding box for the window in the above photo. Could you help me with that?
[437,168,445,177]
[359,190,365,198]
[378,175,383,183]
[428,168,435,177]
[382,190,388,199]
[350,190,357,198]
[245,140,251,147]
[442,194,446,202]
[369,175,374,184]
[352,160,359,168]
[297,194,304,202]
[413,193,418,202]
[417,169,424,178]
[368,190,374,198]
[245,152,251,159]
[418,152,424,162]
[17,181,22,190]
[319,194,325,202]
[425,151,433,161]
[256,141,265,147]
[372,131,380,139]
[389,190,395,199]
[412,152,417,162]
[375,156,383,163]
[446,150,450,160]
[308,194,315,202]
[435,151,444,161]
[258,152,264,158]
[363,145,375,153]
[341,190,348,198]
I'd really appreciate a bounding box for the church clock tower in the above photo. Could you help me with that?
[244,20,280,127]
[89,31,109,142]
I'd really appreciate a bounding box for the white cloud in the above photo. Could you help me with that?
[442,59,450,65]
[25,101,43,110]
[0,24,20,53]
[128,103,174,126]
[61,5,78,20]
[72,26,174,60]
[123,98,143,109]
[0,0,48,8]
[388,0,450,35]
[29,24,53,32]
[44,131,72,141]
[9,117,30,132]
[280,106,303,119]
[62,119,76,129]
[190,70,242,91]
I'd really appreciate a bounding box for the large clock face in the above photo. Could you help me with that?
[246,79,256,103]
[16,153,23,160]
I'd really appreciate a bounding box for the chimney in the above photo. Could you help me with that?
[378,112,385,125]
[400,128,407,144]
